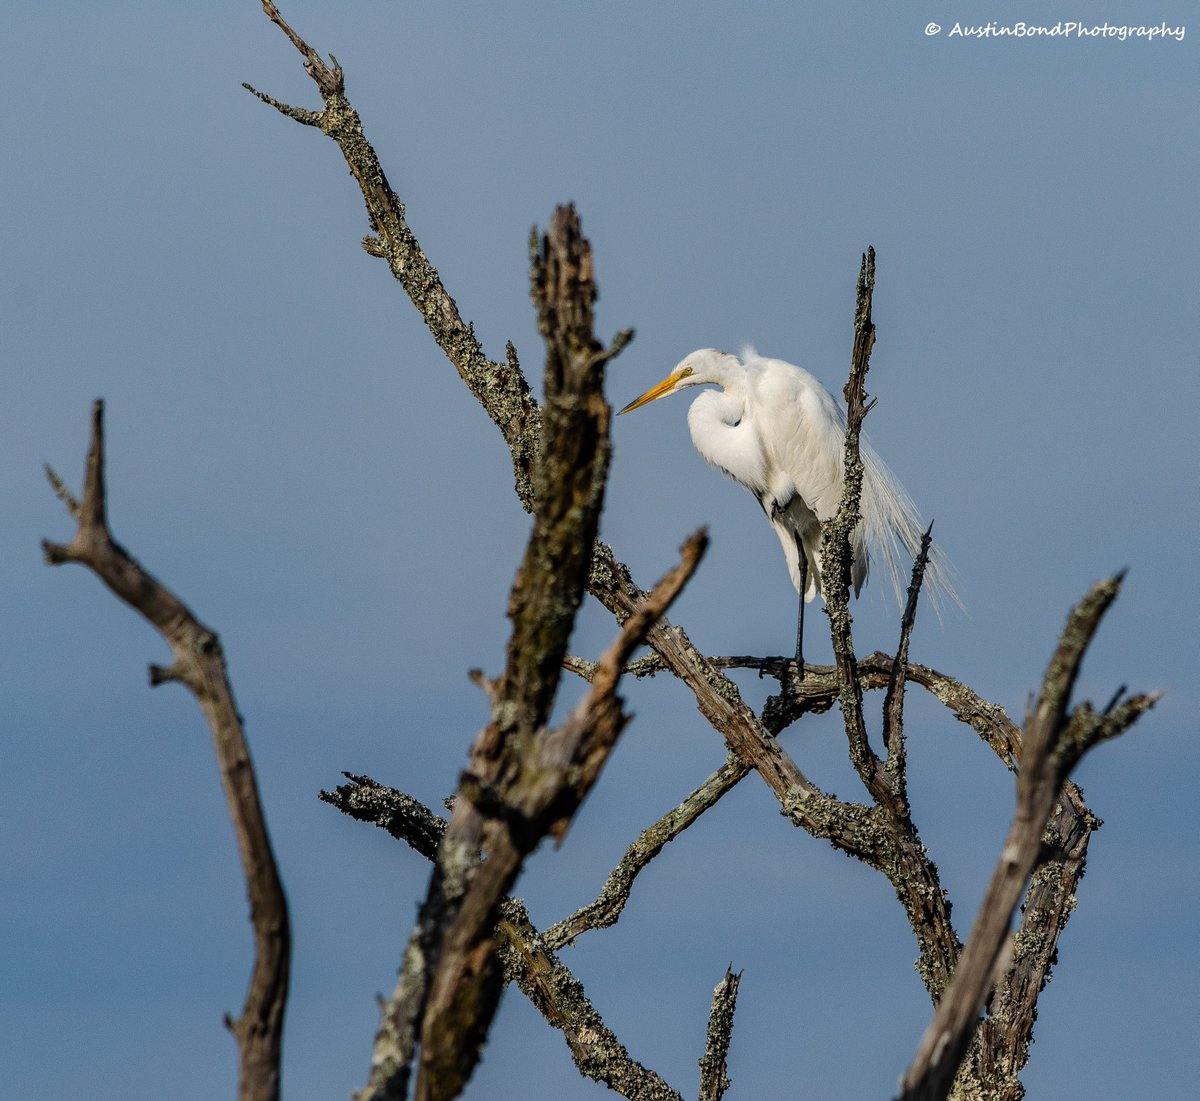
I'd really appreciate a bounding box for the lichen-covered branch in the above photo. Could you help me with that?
[252,3,910,893]
[247,0,542,509]
[247,11,1154,1100]
[882,524,934,789]
[963,780,1098,1099]
[588,542,918,862]
[358,207,633,1101]
[797,252,963,1005]
[43,402,290,1101]
[822,248,879,787]
[498,901,685,1101]
[247,6,852,846]
[698,967,742,1101]
[588,520,963,1003]
[586,549,800,798]
[900,575,1155,1101]
[320,773,447,859]
[322,778,684,1099]
[354,210,700,1101]
[545,751,748,948]
[693,644,1118,1096]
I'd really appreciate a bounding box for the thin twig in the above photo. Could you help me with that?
[545,752,748,948]
[247,3,541,510]
[43,463,80,520]
[883,522,934,791]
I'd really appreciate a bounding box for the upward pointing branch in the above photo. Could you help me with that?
[43,402,291,1101]
[358,208,693,1101]
[899,573,1156,1101]
[247,0,543,510]
[825,247,878,782]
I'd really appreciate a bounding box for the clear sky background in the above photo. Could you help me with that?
[4,3,1197,1099]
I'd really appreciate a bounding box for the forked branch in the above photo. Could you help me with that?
[899,574,1155,1101]
[248,7,837,851]
[250,0,958,1006]
[43,402,290,1101]
[247,0,542,509]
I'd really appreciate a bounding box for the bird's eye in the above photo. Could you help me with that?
[680,367,693,378]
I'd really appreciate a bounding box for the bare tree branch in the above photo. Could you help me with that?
[323,777,687,1100]
[43,462,81,519]
[577,648,1018,778]
[556,642,1022,963]
[899,574,1155,1101]
[247,6,908,899]
[43,402,290,1101]
[589,537,964,1004]
[965,779,1098,1098]
[320,773,446,860]
[698,967,742,1101]
[247,1,542,510]
[882,523,934,787]
[394,524,703,1101]
[498,901,686,1101]
[823,248,879,785]
[356,210,704,1101]
[359,206,627,1101]
[791,251,963,1005]
[675,642,1113,1097]
[586,544,874,841]
[245,11,1155,1099]
[545,751,748,948]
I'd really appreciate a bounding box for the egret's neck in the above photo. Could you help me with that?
[698,385,746,426]
[695,362,748,424]
[685,374,766,493]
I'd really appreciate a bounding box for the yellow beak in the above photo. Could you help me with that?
[618,373,680,415]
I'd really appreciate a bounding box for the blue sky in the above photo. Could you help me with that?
[4,3,1197,1098]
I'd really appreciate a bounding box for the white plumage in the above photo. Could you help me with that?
[619,347,954,627]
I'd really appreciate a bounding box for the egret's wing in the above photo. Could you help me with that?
[745,353,849,522]
[743,350,959,614]
[743,352,856,596]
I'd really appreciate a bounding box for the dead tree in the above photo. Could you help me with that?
[43,5,1154,1101]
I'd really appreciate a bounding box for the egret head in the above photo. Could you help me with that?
[618,349,737,414]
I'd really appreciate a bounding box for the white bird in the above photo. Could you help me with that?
[619,347,952,670]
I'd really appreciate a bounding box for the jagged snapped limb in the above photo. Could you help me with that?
[358,209,701,1101]
[698,968,742,1101]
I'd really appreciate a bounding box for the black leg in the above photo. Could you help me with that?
[794,538,807,679]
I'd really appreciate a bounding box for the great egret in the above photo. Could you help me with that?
[619,347,951,669]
